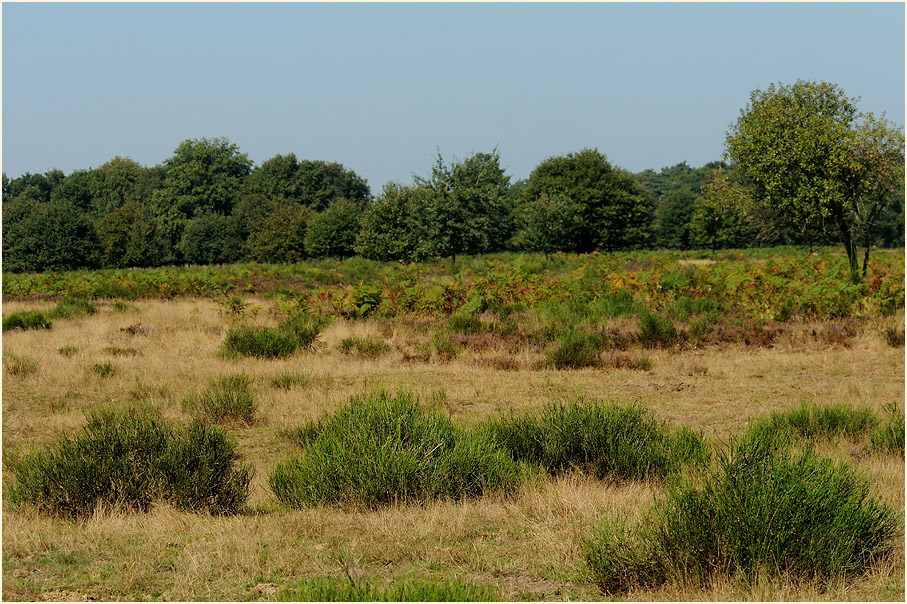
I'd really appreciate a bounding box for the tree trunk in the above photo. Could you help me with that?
[834,210,860,283]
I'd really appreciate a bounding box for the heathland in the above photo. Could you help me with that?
[2,247,904,601]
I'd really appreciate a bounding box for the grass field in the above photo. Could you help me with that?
[2,250,904,601]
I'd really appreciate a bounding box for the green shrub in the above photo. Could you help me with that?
[58,345,80,357]
[183,374,257,425]
[637,311,678,348]
[339,336,391,358]
[269,390,528,508]
[6,406,252,518]
[418,333,460,361]
[269,369,311,390]
[3,353,39,377]
[279,314,325,350]
[2,311,52,332]
[748,403,879,443]
[50,296,97,319]
[872,403,905,457]
[221,326,300,359]
[448,313,484,335]
[277,576,498,602]
[111,300,139,313]
[545,329,603,369]
[485,401,709,481]
[585,433,900,594]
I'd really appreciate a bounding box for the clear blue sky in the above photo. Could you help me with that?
[3,2,904,191]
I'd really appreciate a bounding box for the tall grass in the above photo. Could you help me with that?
[484,400,709,481]
[221,314,325,359]
[339,336,391,358]
[183,374,257,425]
[277,576,498,602]
[585,432,901,594]
[50,296,97,319]
[747,402,880,443]
[3,353,40,377]
[872,403,905,456]
[269,391,529,508]
[545,329,604,369]
[6,406,252,518]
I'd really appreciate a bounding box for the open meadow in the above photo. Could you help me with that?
[2,248,904,601]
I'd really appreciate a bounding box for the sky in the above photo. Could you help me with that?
[2,2,904,191]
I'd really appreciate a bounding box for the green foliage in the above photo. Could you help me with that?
[653,189,698,250]
[448,313,484,335]
[871,403,905,457]
[354,183,433,262]
[90,362,116,377]
[279,314,326,351]
[58,345,80,357]
[524,149,650,252]
[220,315,324,359]
[49,296,97,320]
[248,202,314,263]
[269,390,528,508]
[485,400,709,481]
[637,311,677,348]
[511,192,578,258]
[178,212,229,265]
[304,198,363,259]
[268,369,311,390]
[277,576,498,602]
[3,311,52,332]
[183,374,257,425]
[2,199,99,272]
[6,406,252,518]
[545,328,604,369]
[338,336,390,358]
[3,353,40,377]
[586,433,900,593]
[418,333,460,361]
[689,167,754,250]
[747,403,879,443]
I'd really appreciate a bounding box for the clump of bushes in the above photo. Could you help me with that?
[637,310,678,348]
[3,311,52,332]
[484,400,709,481]
[5,406,252,518]
[748,402,879,443]
[545,329,605,369]
[339,335,391,358]
[221,314,325,359]
[277,576,498,602]
[585,432,900,594]
[50,296,97,320]
[269,390,528,508]
[183,374,257,425]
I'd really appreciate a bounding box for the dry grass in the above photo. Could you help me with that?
[2,298,904,601]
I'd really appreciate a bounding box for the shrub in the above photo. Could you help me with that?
[418,333,460,362]
[339,336,391,359]
[277,576,498,602]
[269,369,311,390]
[448,313,484,335]
[221,325,299,359]
[50,296,97,320]
[183,374,257,425]
[637,310,678,348]
[872,403,905,457]
[545,329,603,369]
[585,433,900,594]
[278,314,325,350]
[3,353,39,377]
[748,403,879,443]
[6,406,252,518]
[269,390,528,508]
[2,311,52,332]
[485,401,709,481]
[58,345,80,357]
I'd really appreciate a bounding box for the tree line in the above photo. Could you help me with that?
[3,81,903,276]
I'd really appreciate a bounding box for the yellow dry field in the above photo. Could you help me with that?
[2,298,904,601]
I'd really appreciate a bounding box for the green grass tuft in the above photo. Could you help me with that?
[269,390,529,508]
[339,335,391,358]
[3,353,40,377]
[545,329,604,369]
[585,432,901,594]
[485,400,709,481]
[871,403,905,457]
[6,406,252,518]
[183,373,257,425]
[637,310,678,348]
[220,314,325,359]
[3,311,52,332]
[748,402,880,443]
[269,369,311,390]
[49,296,97,320]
